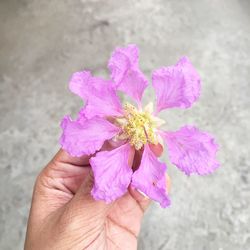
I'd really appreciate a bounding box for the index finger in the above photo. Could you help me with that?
[53,149,90,166]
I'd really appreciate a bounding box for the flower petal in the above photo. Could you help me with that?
[108,44,138,84]
[117,69,148,106]
[69,71,123,118]
[60,116,120,157]
[76,108,87,124]
[90,143,134,203]
[69,71,92,99]
[161,126,220,175]
[152,56,201,112]
[131,144,170,208]
[108,44,148,104]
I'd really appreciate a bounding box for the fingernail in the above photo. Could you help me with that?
[137,189,149,199]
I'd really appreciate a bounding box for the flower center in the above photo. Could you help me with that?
[116,103,162,150]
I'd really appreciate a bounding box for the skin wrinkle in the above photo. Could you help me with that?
[128,190,149,214]
[106,235,121,250]
[43,159,90,195]
[61,170,90,194]
[70,199,109,221]
[82,230,105,250]
[106,221,137,250]
[69,224,104,250]
[62,221,103,247]
[115,196,138,215]
[105,218,132,250]
[58,159,90,167]
[134,198,144,214]
[107,215,138,240]
[37,175,72,201]
[61,176,84,194]
[41,161,70,191]
[34,182,72,209]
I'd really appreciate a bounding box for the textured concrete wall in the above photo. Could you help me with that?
[0,0,250,249]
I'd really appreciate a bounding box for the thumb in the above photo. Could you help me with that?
[66,170,112,226]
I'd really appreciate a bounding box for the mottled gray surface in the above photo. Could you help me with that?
[0,0,250,249]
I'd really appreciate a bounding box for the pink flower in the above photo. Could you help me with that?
[60,44,220,208]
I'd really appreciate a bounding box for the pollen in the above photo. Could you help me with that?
[116,103,161,150]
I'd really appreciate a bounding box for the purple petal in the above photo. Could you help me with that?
[161,126,220,175]
[76,108,87,124]
[108,44,148,104]
[117,69,148,106]
[90,143,133,203]
[69,71,123,118]
[69,71,92,99]
[152,57,201,112]
[131,144,170,208]
[60,115,120,157]
[108,44,138,84]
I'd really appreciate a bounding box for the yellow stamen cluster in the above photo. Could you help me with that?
[116,103,158,150]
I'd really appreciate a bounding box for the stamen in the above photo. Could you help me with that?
[116,103,159,150]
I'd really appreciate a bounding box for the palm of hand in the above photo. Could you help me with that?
[87,191,146,250]
[25,150,150,250]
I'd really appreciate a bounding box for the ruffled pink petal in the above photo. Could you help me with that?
[76,108,87,124]
[131,144,170,208]
[60,116,120,157]
[161,126,220,175]
[152,57,201,113]
[108,44,148,104]
[108,44,138,84]
[69,71,123,118]
[117,69,148,106]
[90,143,134,203]
[69,71,92,99]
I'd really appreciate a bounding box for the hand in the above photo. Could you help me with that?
[24,145,170,250]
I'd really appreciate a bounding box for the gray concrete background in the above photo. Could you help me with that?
[0,0,250,249]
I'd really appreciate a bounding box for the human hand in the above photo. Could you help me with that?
[24,144,170,250]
